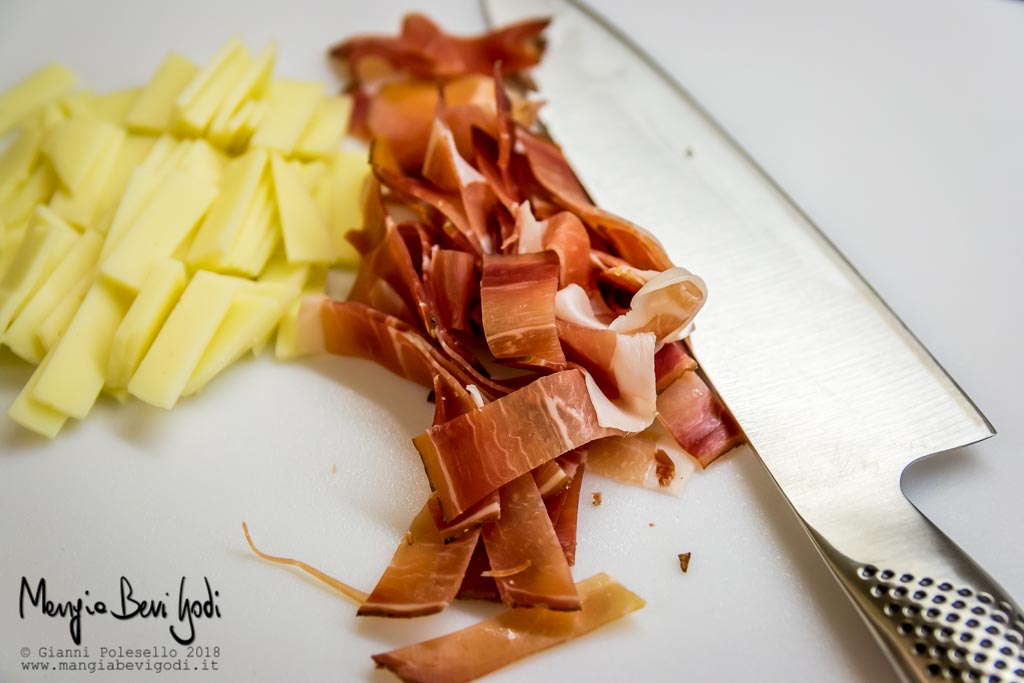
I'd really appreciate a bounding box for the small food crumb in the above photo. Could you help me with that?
[678,552,691,573]
[330,464,337,474]
[592,491,603,507]
[648,522,655,528]
[685,146,694,157]
[403,531,414,546]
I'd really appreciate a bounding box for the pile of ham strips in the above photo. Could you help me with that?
[258,14,744,682]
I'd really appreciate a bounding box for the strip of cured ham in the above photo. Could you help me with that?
[480,251,566,370]
[372,573,645,683]
[358,505,480,617]
[413,369,619,520]
[657,371,744,468]
[481,473,580,610]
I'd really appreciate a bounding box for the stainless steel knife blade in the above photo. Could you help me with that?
[483,1,1021,680]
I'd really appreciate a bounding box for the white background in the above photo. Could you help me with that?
[0,1,1021,681]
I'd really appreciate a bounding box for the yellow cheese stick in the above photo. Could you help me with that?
[207,43,276,148]
[0,63,76,137]
[31,278,133,419]
[8,349,68,439]
[0,164,57,227]
[314,149,369,268]
[294,95,353,160]
[0,207,78,333]
[91,88,140,124]
[101,170,218,291]
[100,167,162,252]
[4,229,103,362]
[42,119,123,194]
[219,178,275,276]
[125,53,198,133]
[107,258,187,389]
[251,80,324,154]
[0,130,43,205]
[271,153,334,264]
[183,281,294,396]
[174,39,250,136]
[187,149,266,268]
[48,129,125,228]
[35,270,93,353]
[128,270,239,409]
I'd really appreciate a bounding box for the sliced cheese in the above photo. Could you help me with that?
[125,53,199,133]
[0,207,78,333]
[0,130,43,205]
[101,166,163,251]
[271,153,333,264]
[0,164,57,227]
[107,258,187,389]
[219,178,276,276]
[183,281,293,395]
[187,148,266,268]
[3,229,103,362]
[91,88,140,124]
[31,278,133,419]
[294,95,353,160]
[174,39,250,136]
[35,270,93,352]
[128,270,239,409]
[250,80,324,154]
[101,170,218,291]
[8,349,68,439]
[208,43,276,148]
[48,127,126,227]
[314,150,368,268]
[42,119,123,194]
[0,63,76,136]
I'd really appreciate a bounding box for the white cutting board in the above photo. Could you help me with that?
[1,1,1021,681]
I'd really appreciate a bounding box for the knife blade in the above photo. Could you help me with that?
[483,1,1022,680]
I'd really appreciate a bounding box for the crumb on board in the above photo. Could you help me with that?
[678,552,691,573]
[648,522,655,528]
[330,464,337,474]
[685,146,694,157]
[592,491,603,507]
[403,531,414,546]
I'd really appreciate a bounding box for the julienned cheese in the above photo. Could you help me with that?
[128,270,239,409]
[0,38,372,437]
[31,278,133,419]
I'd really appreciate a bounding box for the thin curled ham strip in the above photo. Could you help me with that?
[357,505,480,618]
[481,473,581,610]
[330,14,549,84]
[657,371,745,468]
[372,573,644,683]
[413,369,620,520]
[480,251,566,370]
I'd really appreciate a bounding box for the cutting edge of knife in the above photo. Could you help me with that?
[481,0,997,444]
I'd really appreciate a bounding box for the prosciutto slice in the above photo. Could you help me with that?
[413,369,619,520]
[424,248,477,332]
[372,573,645,683]
[427,492,500,543]
[655,341,697,393]
[331,14,549,83]
[481,473,580,610]
[546,452,586,566]
[480,251,565,370]
[516,127,674,272]
[357,505,480,617]
[657,371,744,468]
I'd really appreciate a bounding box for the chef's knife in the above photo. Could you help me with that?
[483,1,1021,681]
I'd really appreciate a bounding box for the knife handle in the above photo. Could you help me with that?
[808,506,1024,683]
